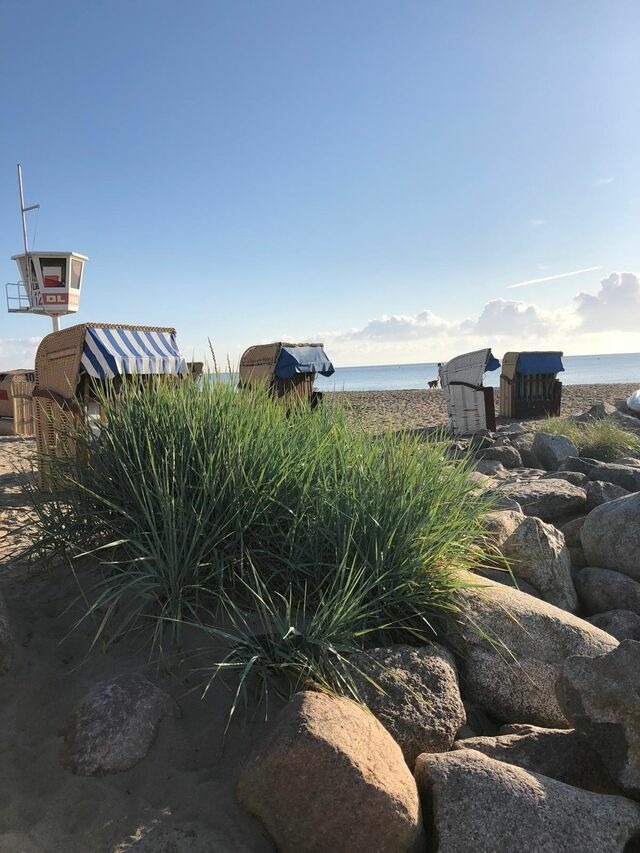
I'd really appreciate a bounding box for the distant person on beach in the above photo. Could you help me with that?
[428,363,444,389]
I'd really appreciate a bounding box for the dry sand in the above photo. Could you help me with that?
[0,439,276,853]
[330,382,640,432]
[0,382,637,851]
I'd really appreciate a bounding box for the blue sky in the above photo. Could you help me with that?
[1,0,639,368]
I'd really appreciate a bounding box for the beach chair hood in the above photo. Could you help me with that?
[515,352,564,375]
[80,326,187,379]
[439,348,499,389]
[439,348,499,436]
[274,345,335,379]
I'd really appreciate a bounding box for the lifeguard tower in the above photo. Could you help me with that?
[6,165,87,332]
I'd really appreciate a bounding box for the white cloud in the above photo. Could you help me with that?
[462,298,552,337]
[574,272,640,332]
[314,271,640,365]
[341,310,451,341]
[528,219,546,227]
[0,337,41,371]
[594,177,614,186]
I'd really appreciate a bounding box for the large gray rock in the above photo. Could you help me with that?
[584,402,618,420]
[468,470,493,490]
[237,691,425,853]
[477,445,523,469]
[501,516,577,611]
[581,493,640,582]
[475,459,506,477]
[558,641,640,798]
[496,422,528,436]
[441,574,617,727]
[414,749,640,853]
[349,644,466,767]
[482,509,524,548]
[615,457,640,468]
[586,480,630,511]
[500,478,587,522]
[532,432,580,471]
[560,516,587,570]
[0,595,13,675]
[575,567,640,616]
[588,610,640,642]
[588,463,640,492]
[561,516,586,547]
[510,432,542,468]
[611,410,640,434]
[470,430,494,451]
[453,725,617,793]
[63,673,178,776]
[541,470,588,487]
[474,568,541,597]
[558,456,601,476]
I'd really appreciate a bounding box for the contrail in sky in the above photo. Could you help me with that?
[506,266,601,290]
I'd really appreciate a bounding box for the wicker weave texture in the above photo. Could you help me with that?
[0,369,33,418]
[11,379,35,436]
[35,323,177,400]
[238,342,326,402]
[34,322,178,488]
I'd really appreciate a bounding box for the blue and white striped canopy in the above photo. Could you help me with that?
[80,326,188,379]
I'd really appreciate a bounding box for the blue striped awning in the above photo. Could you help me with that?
[80,327,188,379]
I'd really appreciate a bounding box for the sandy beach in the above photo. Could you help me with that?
[330,382,639,432]
[0,438,277,852]
[0,381,638,851]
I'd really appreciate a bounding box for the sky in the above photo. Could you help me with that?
[1,0,640,369]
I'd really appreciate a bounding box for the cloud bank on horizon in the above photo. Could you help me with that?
[319,272,640,365]
[1,273,639,371]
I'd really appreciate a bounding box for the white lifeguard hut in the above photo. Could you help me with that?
[6,165,87,332]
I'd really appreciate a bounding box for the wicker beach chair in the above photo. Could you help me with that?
[499,352,564,418]
[11,376,36,436]
[438,349,500,436]
[239,342,335,407]
[0,369,34,417]
[0,370,35,436]
[33,322,187,488]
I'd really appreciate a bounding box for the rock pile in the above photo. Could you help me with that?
[235,405,640,851]
[4,404,639,850]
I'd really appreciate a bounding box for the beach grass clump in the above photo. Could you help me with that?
[28,378,491,702]
[536,416,640,462]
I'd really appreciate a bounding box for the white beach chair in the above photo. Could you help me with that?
[438,348,500,436]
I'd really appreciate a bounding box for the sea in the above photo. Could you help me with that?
[313,353,640,393]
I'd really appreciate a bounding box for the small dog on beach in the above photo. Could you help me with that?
[427,379,439,389]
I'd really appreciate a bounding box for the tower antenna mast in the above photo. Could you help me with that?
[16,165,57,331]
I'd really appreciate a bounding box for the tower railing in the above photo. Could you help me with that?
[5,282,31,313]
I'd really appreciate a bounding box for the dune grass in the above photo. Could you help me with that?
[536,416,640,462]
[27,378,493,705]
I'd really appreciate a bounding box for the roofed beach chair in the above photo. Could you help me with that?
[239,342,335,407]
[33,323,187,487]
[499,352,564,418]
[438,348,500,436]
[0,369,35,436]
